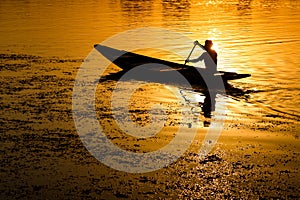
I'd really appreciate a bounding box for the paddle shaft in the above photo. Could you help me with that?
[184,43,197,65]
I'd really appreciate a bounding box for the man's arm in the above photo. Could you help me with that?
[187,56,202,63]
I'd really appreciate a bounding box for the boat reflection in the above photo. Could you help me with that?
[100,70,249,128]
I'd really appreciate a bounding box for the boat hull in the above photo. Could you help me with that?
[94,44,251,87]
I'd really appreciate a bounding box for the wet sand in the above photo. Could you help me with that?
[1,54,299,199]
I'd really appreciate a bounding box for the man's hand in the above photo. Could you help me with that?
[185,59,189,64]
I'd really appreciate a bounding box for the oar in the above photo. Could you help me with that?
[184,41,198,65]
[184,40,208,65]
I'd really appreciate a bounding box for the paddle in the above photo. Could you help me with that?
[184,40,206,65]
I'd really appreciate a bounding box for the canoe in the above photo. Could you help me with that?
[94,44,251,87]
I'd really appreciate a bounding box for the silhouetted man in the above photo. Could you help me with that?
[185,40,217,72]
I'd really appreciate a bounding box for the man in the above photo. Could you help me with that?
[203,40,217,65]
[185,40,217,72]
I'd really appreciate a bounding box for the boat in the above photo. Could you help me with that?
[94,44,251,88]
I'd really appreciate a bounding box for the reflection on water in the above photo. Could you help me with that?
[181,89,217,127]
[99,60,251,129]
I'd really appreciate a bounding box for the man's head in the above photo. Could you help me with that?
[205,40,213,48]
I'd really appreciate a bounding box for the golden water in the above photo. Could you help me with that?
[1,0,300,198]
[1,0,299,117]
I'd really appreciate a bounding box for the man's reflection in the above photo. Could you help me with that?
[200,91,216,127]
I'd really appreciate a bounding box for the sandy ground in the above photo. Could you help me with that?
[1,54,299,199]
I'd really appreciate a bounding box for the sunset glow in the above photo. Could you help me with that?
[1,0,299,199]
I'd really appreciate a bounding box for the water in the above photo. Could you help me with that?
[1,0,299,127]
